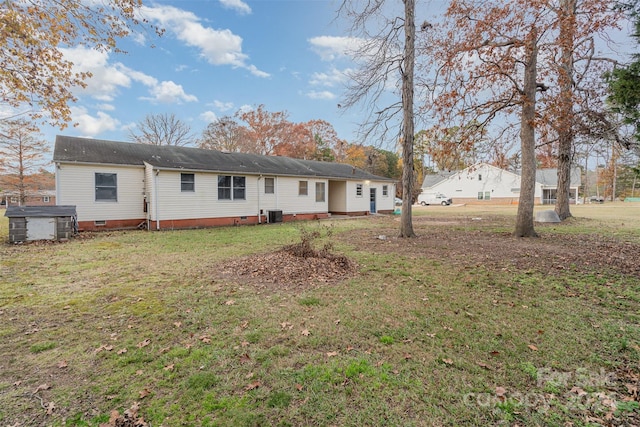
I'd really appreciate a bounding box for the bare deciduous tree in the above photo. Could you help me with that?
[129,113,196,147]
[338,0,418,237]
[0,119,49,205]
[199,116,249,152]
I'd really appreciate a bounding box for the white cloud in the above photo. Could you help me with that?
[199,110,218,122]
[140,5,268,77]
[142,81,198,104]
[238,104,253,113]
[71,107,120,136]
[306,90,337,100]
[219,0,251,15]
[309,36,364,61]
[95,103,116,111]
[60,47,132,101]
[213,100,234,111]
[310,68,350,87]
[61,46,198,105]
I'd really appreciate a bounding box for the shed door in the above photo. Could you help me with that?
[26,217,56,241]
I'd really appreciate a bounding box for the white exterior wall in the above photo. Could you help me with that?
[261,176,328,214]
[56,163,145,221]
[342,180,394,212]
[426,164,542,201]
[148,171,330,221]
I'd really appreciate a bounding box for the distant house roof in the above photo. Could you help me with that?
[53,136,394,182]
[533,168,582,187]
[5,205,76,218]
[422,171,456,188]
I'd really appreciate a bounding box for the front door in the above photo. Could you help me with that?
[370,188,376,213]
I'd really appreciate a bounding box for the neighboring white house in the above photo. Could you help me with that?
[53,136,395,231]
[421,163,581,205]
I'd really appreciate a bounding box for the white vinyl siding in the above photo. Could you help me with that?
[57,164,144,222]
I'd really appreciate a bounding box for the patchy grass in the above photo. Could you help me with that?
[0,207,639,426]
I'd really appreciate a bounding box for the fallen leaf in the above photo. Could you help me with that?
[241,341,250,347]
[426,333,436,338]
[295,383,303,391]
[33,384,51,393]
[139,388,152,399]
[199,335,211,344]
[570,386,587,396]
[136,370,143,376]
[164,364,174,371]
[117,348,127,355]
[225,300,235,306]
[442,358,453,365]
[301,329,310,336]
[45,401,55,415]
[477,362,490,370]
[495,386,507,397]
[528,344,538,351]
[489,351,500,356]
[104,345,113,351]
[404,353,413,360]
[13,381,21,387]
[57,360,68,369]
[245,381,261,391]
[346,346,355,352]
[239,353,251,363]
[173,321,182,328]
[334,319,341,325]
[326,351,338,357]
[137,339,151,348]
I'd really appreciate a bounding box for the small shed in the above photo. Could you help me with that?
[4,206,77,243]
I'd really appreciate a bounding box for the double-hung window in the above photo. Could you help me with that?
[316,182,326,202]
[95,173,117,202]
[264,177,275,194]
[356,183,363,197]
[218,175,246,200]
[181,173,195,192]
[299,181,308,196]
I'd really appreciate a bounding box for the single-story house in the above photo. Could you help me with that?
[1,190,56,207]
[53,136,396,231]
[421,163,581,205]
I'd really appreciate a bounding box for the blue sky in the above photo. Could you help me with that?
[46,0,373,146]
[38,0,637,158]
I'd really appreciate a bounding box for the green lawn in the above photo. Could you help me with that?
[0,205,639,426]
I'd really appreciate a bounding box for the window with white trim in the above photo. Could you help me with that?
[181,173,195,192]
[95,173,117,202]
[382,185,388,196]
[315,182,325,202]
[218,175,246,200]
[299,181,308,196]
[356,183,363,197]
[264,177,275,194]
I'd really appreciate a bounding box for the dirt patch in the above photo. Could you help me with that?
[221,248,358,291]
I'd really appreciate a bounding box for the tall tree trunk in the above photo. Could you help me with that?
[555,0,576,220]
[400,0,416,238]
[514,29,539,238]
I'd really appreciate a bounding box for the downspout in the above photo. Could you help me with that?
[55,163,61,204]
[154,169,160,230]
[257,175,262,224]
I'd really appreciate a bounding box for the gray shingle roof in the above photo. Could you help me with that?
[534,168,582,187]
[5,205,76,218]
[422,171,456,188]
[53,136,394,181]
